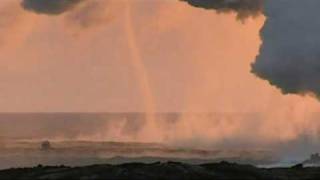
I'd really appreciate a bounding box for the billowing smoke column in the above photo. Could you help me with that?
[21,0,84,15]
[251,0,320,97]
[184,0,320,98]
[181,0,263,20]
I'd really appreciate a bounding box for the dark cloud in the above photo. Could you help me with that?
[20,0,116,30]
[251,0,320,97]
[21,0,84,15]
[65,0,114,29]
[184,0,320,98]
[181,0,263,20]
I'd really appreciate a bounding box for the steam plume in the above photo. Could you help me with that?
[124,2,160,142]
[181,0,263,20]
[252,0,320,98]
[183,0,320,99]
[21,0,84,15]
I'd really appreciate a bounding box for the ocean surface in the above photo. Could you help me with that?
[0,113,284,169]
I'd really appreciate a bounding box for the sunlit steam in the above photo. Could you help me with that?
[123,1,161,142]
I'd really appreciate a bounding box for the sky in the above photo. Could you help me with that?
[1,0,320,150]
[0,0,266,112]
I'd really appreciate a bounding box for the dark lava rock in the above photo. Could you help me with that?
[0,161,319,180]
[291,163,304,169]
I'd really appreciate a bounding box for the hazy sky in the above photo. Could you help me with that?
[0,0,318,115]
[0,0,257,112]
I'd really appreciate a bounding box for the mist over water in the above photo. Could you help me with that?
[1,112,319,161]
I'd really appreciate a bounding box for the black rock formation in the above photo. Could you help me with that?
[1,161,320,180]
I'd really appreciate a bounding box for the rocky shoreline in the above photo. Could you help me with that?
[0,161,318,180]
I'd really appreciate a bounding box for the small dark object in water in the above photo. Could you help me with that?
[40,140,52,151]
